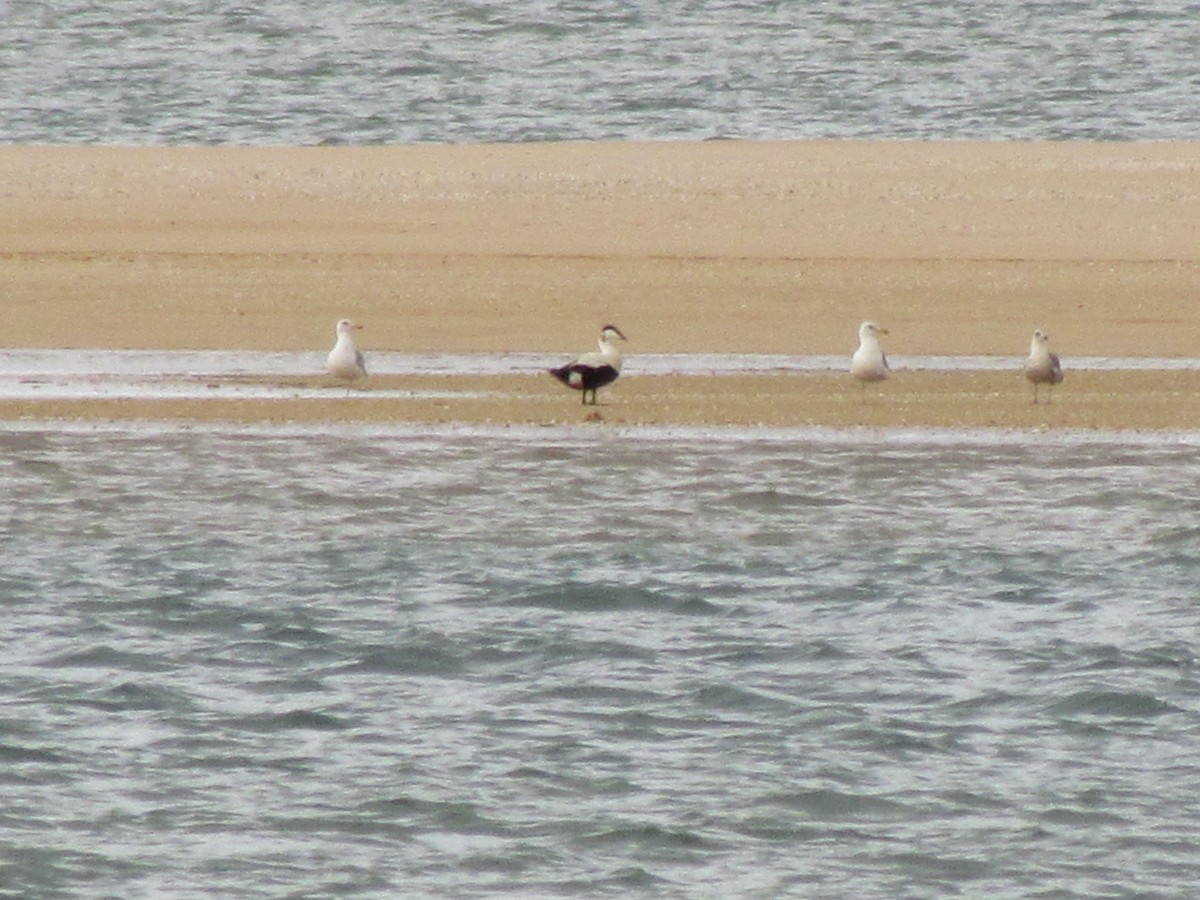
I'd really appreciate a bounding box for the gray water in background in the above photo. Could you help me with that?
[3,0,1199,144]
[2,423,1200,897]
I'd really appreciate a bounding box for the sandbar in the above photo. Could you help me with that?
[3,141,1199,429]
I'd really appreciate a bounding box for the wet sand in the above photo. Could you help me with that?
[3,141,1199,429]
[1,369,1198,431]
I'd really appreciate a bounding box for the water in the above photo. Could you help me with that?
[3,422,1200,897]
[3,0,1200,144]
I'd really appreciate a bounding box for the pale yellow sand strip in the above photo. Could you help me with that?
[2,370,1198,431]
[3,141,1199,428]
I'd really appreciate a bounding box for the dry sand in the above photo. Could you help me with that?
[3,141,1200,429]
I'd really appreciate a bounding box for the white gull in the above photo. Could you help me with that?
[326,319,367,380]
[850,320,890,392]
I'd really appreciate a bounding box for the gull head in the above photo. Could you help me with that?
[859,321,888,340]
[336,319,363,337]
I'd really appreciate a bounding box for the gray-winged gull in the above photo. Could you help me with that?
[1024,329,1064,404]
[326,319,367,380]
[850,321,890,392]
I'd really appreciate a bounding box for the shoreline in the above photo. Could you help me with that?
[2,368,1199,432]
[4,140,1199,428]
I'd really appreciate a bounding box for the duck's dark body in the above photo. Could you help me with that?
[548,362,620,405]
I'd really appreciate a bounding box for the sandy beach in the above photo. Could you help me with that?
[3,141,1199,429]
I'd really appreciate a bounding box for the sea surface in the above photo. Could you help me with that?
[3,0,1200,144]
[3,422,1200,898]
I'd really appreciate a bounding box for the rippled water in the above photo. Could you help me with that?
[3,423,1199,897]
[4,0,1200,143]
